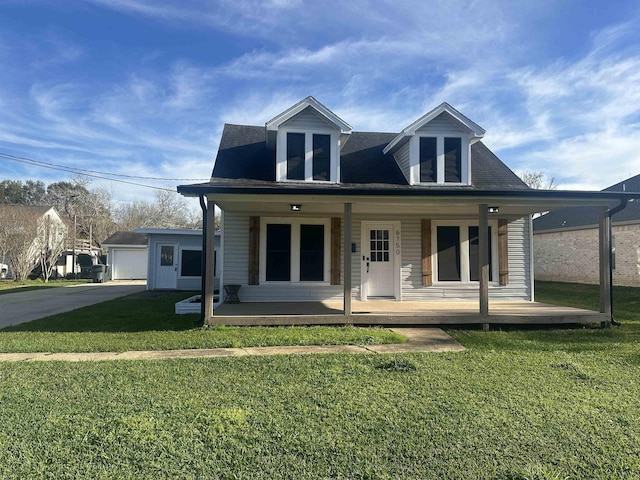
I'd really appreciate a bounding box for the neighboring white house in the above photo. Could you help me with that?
[135,228,220,291]
[102,231,149,280]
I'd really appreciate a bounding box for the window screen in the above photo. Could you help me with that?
[420,137,437,182]
[300,224,324,281]
[312,134,330,181]
[444,137,462,183]
[180,250,202,277]
[266,224,291,281]
[287,132,305,180]
[437,226,460,281]
[469,226,492,281]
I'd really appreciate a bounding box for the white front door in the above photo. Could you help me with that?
[156,244,177,289]
[363,223,396,297]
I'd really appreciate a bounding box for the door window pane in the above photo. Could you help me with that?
[437,226,460,281]
[469,226,492,281]
[160,246,174,266]
[444,137,462,183]
[287,132,305,180]
[312,134,330,181]
[420,137,437,182]
[300,224,324,281]
[370,229,390,262]
[266,224,291,281]
[180,250,202,277]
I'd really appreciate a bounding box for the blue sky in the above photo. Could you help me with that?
[1,0,640,203]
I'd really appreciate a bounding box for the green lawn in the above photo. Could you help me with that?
[0,292,405,352]
[0,282,639,478]
[0,278,89,295]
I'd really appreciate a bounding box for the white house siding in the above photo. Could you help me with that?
[415,113,467,135]
[281,107,338,131]
[534,223,640,287]
[223,212,531,302]
[393,143,411,183]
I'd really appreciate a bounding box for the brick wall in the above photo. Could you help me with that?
[533,223,640,286]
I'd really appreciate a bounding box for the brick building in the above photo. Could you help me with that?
[533,174,640,286]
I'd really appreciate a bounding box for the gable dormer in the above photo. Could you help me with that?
[384,103,485,186]
[266,97,352,184]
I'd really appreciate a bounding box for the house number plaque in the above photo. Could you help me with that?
[395,230,401,255]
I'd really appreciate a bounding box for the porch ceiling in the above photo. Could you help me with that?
[212,193,622,217]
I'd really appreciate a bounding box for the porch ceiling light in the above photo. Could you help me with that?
[488,206,499,213]
[290,204,302,212]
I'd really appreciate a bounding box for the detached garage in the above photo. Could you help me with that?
[103,231,148,280]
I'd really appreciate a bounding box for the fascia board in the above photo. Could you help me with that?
[265,96,352,133]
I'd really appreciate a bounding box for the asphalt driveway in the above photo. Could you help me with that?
[0,281,146,328]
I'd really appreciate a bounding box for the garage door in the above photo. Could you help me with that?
[112,249,148,280]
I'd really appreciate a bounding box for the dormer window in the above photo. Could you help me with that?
[266,96,352,184]
[282,130,336,182]
[384,102,485,187]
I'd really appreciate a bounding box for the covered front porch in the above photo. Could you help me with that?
[211,299,607,326]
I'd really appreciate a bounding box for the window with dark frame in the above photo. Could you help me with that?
[180,250,202,277]
[444,137,462,183]
[419,137,437,183]
[300,224,324,281]
[468,226,493,281]
[437,226,461,281]
[286,132,305,180]
[312,134,331,181]
[266,224,291,281]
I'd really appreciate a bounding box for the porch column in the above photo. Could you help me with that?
[204,199,216,323]
[343,202,352,319]
[598,207,611,320]
[479,204,489,321]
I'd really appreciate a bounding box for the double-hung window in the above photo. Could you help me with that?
[279,131,337,182]
[261,218,330,283]
[414,135,468,185]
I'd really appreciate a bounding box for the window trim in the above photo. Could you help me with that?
[259,217,331,284]
[431,220,498,284]
[409,133,471,185]
[276,126,340,183]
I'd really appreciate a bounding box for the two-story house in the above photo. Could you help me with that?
[179,97,638,326]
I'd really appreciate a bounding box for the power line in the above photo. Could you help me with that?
[1,153,178,192]
[0,151,210,182]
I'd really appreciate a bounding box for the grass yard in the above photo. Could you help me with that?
[0,282,639,478]
[0,278,89,295]
[0,292,404,352]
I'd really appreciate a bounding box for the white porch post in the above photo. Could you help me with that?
[343,202,352,319]
[479,204,489,326]
[598,207,611,323]
[204,199,216,322]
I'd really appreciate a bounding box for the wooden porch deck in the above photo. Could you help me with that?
[211,300,607,326]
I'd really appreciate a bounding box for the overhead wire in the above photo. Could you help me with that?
[0,151,210,192]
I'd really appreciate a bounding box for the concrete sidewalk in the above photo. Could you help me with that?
[0,281,146,328]
[0,328,465,362]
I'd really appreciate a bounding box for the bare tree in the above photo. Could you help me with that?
[0,206,41,281]
[114,189,201,231]
[519,171,557,190]
[35,215,67,282]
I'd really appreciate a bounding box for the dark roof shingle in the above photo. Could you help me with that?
[102,231,148,246]
[210,124,529,191]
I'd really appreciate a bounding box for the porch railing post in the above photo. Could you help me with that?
[204,199,216,323]
[598,207,611,322]
[343,202,352,319]
[479,204,489,323]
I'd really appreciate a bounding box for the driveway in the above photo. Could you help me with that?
[0,281,146,328]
